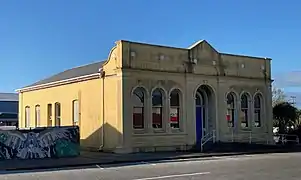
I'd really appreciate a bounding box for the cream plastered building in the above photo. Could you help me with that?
[17,39,273,153]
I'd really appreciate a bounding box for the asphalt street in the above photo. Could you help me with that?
[0,152,301,180]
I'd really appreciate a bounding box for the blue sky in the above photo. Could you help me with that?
[0,1,300,104]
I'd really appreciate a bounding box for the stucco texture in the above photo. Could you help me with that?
[18,39,273,153]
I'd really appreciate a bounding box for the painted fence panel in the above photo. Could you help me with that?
[0,126,80,160]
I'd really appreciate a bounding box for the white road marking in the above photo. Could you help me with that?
[131,172,211,180]
[96,165,104,169]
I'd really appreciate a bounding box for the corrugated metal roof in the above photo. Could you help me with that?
[0,93,18,101]
[23,61,105,88]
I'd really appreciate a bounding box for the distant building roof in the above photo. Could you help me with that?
[0,93,18,101]
[23,61,105,89]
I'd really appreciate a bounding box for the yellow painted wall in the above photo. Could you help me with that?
[101,41,124,151]
[18,41,125,152]
[18,39,273,153]
[19,78,104,150]
[101,74,124,150]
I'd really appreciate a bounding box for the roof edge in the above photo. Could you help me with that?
[16,73,100,93]
[0,99,18,102]
[187,40,205,49]
[221,53,272,60]
[120,40,187,50]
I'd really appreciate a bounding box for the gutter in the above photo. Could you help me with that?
[16,73,101,93]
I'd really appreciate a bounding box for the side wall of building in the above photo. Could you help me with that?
[102,42,125,152]
[18,79,104,150]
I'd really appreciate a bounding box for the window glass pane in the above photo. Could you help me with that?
[196,94,201,106]
[227,93,235,108]
[25,106,30,127]
[170,91,179,106]
[0,113,17,119]
[254,109,261,127]
[152,88,163,129]
[55,103,61,126]
[241,94,248,108]
[55,103,61,116]
[170,90,180,129]
[226,109,235,127]
[0,101,18,113]
[35,105,40,127]
[240,109,249,128]
[133,88,144,104]
[200,92,206,106]
[240,94,249,128]
[231,109,235,127]
[254,95,261,108]
[170,107,179,128]
[152,89,162,106]
[47,104,52,126]
[73,100,79,125]
[133,107,144,129]
[132,94,143,107]
[226,93,235,127]
[152,107,162,128]
[132,88,145,129]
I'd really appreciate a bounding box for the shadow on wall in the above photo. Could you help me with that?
[0,126,80,160]
[81,123,122,152]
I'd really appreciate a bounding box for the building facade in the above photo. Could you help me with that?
[17,40,273,153]
[0,93,18,127]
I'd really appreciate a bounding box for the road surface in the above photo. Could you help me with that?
[1,152,301,180]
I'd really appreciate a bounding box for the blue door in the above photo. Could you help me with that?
[196,106,203,146]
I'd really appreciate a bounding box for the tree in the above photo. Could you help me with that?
[273,102,298,134]
[272,87,286,107]
[295,109,301,127]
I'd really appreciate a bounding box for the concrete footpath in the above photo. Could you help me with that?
[0,148,298,171]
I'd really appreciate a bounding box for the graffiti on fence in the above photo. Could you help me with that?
[0,126,80,160]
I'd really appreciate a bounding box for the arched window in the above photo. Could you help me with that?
[254,94,262,127]
[226,93,236,127]
[47,104,52,126]
[25,106,30,128]
[170,89,181,129]
[240,93,249,128]
[132,87,145,129]
[35,105,41,127]
[55,102,61,126]
[72,100,79,126]
[152,88,164,129]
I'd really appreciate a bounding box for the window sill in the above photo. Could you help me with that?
[252,126,263,129]
[153,129,165,133]
[240,126,251,129]
[171,128,183,133]
[240,128,252,132]
[133,129,147,134]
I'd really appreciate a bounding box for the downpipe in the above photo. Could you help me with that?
[99,70,105,151]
